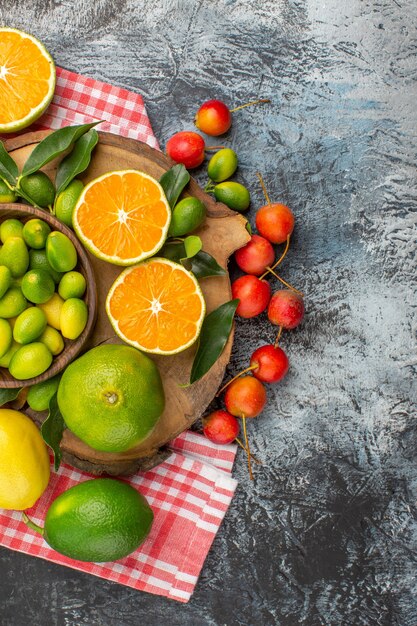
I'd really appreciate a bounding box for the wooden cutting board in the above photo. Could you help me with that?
[4,130,250,475]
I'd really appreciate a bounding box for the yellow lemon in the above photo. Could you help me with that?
[37,293,64,330]
[0,409,50,510]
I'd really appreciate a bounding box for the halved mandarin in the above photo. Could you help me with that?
[0,28,56,133]
[106,258,206,355]
[73,170,171,266]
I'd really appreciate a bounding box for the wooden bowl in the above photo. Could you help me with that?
[0,204,97,388]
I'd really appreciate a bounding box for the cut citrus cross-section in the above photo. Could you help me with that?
[73,170,171,266]
[0,28,56,133]
[106,258,206,355]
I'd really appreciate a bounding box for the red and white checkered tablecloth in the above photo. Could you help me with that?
[0,67,238,603]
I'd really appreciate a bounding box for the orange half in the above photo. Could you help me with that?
[106,258,206,355]
[0,28,56,133]
[73,170,171,266]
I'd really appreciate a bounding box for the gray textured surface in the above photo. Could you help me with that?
[0,1,416,625]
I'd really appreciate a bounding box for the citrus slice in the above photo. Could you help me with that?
[0,28,56,133]
[106,257,206,355]
[73,170,171,266]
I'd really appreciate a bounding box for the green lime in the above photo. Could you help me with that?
[40,478,153,562]
[22,219,51,249]
[21,269,55,304]
[0,318,12,358]
[58,271,86,300]
[9,342,53,380]
[168,197,206,237]
[0,180,18,204]
[13,307,47,345]
[37,293,64,330]
[27,375,61,412]
[0,219,23,243]
[29,249,63,284]
[57,344,165,453]
[0,287,27,318]
[60,298,88,340]
[39,325,64,356]
[46,232,77,272]
[213,181,250,212]
[19,172,55,209]
[207,148,238,182]
[0,341,20,368]
[0,237,29,277]
[0,266,12,298]
[54,180,84,227]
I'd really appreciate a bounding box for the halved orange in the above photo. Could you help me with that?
[73,170,171,266]
[106,258,206,355]
[0,28,56,133]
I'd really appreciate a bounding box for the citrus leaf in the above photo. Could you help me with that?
[41,392,64,471]
[22,122,101,177]
[245,221,252,235]
[159,241,186,262]
[0,387,22,407]
[184,235,202,258]
[159,164,190,208]
[190,299,239,384]
[0,141,18,186]
[188,250,226,279]
[55,129,99,196]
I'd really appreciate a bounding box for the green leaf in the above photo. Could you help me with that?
[0,141,18,186]
[55,129,99,195]
[159,164,190,208]
[184,235,202,258]
[159,241,186,262]
[41,392,64,471]
[190,299,239,384]
[245,221,252,235]
[22,122,101,177]
[188,250,226,279]
[0,387,22,407]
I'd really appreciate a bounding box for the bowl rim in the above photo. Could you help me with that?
[0,203,97,388]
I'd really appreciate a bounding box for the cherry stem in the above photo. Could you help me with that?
[259,234,291,280]
[22,512,44,536]
[229,99,271,113]
[235,437,262,465]
[274,326,283,348]
[242,415,254,480]
[205,145,226,151]
[264,266,304,296]
[256,172,271,206]
[216,364,257,396]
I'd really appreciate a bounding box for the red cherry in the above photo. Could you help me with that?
[232,275,271,318]
[195,99,232,136]
[268,289,304,329]
[166,131,205,169]
[224,376,266,418]
[250,344,289,383]
[234,234,275,276]
[256,203,295,244]
[203,410,240,445]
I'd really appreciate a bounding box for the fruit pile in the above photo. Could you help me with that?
[0,216,88,379]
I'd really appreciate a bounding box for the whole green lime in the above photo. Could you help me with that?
[0,180,18,204]
[0,319,12,359]
[168,197,206,237]
[9,342,52,380]
[21,269,55,304]
[0,219,23,243]
[19,172,55,209]
[58,271,86,300]
[0,265,12,298]
[0,341,20,368]
[207,148,238,182]
[39,326,64,356]
[46,231,77,272]
[0,237,29,277]
[60,298,88,340]
[0,287,27,318]
[22,219,51,249]
[29,249,63,284]
[13,307,47,344]
[57,344,165,452]
[54,179,84,227]
[42,478,153,562]
[27,375,61,412]
[213,181,250,212]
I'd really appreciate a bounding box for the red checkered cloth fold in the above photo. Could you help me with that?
[0,67,237,603]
